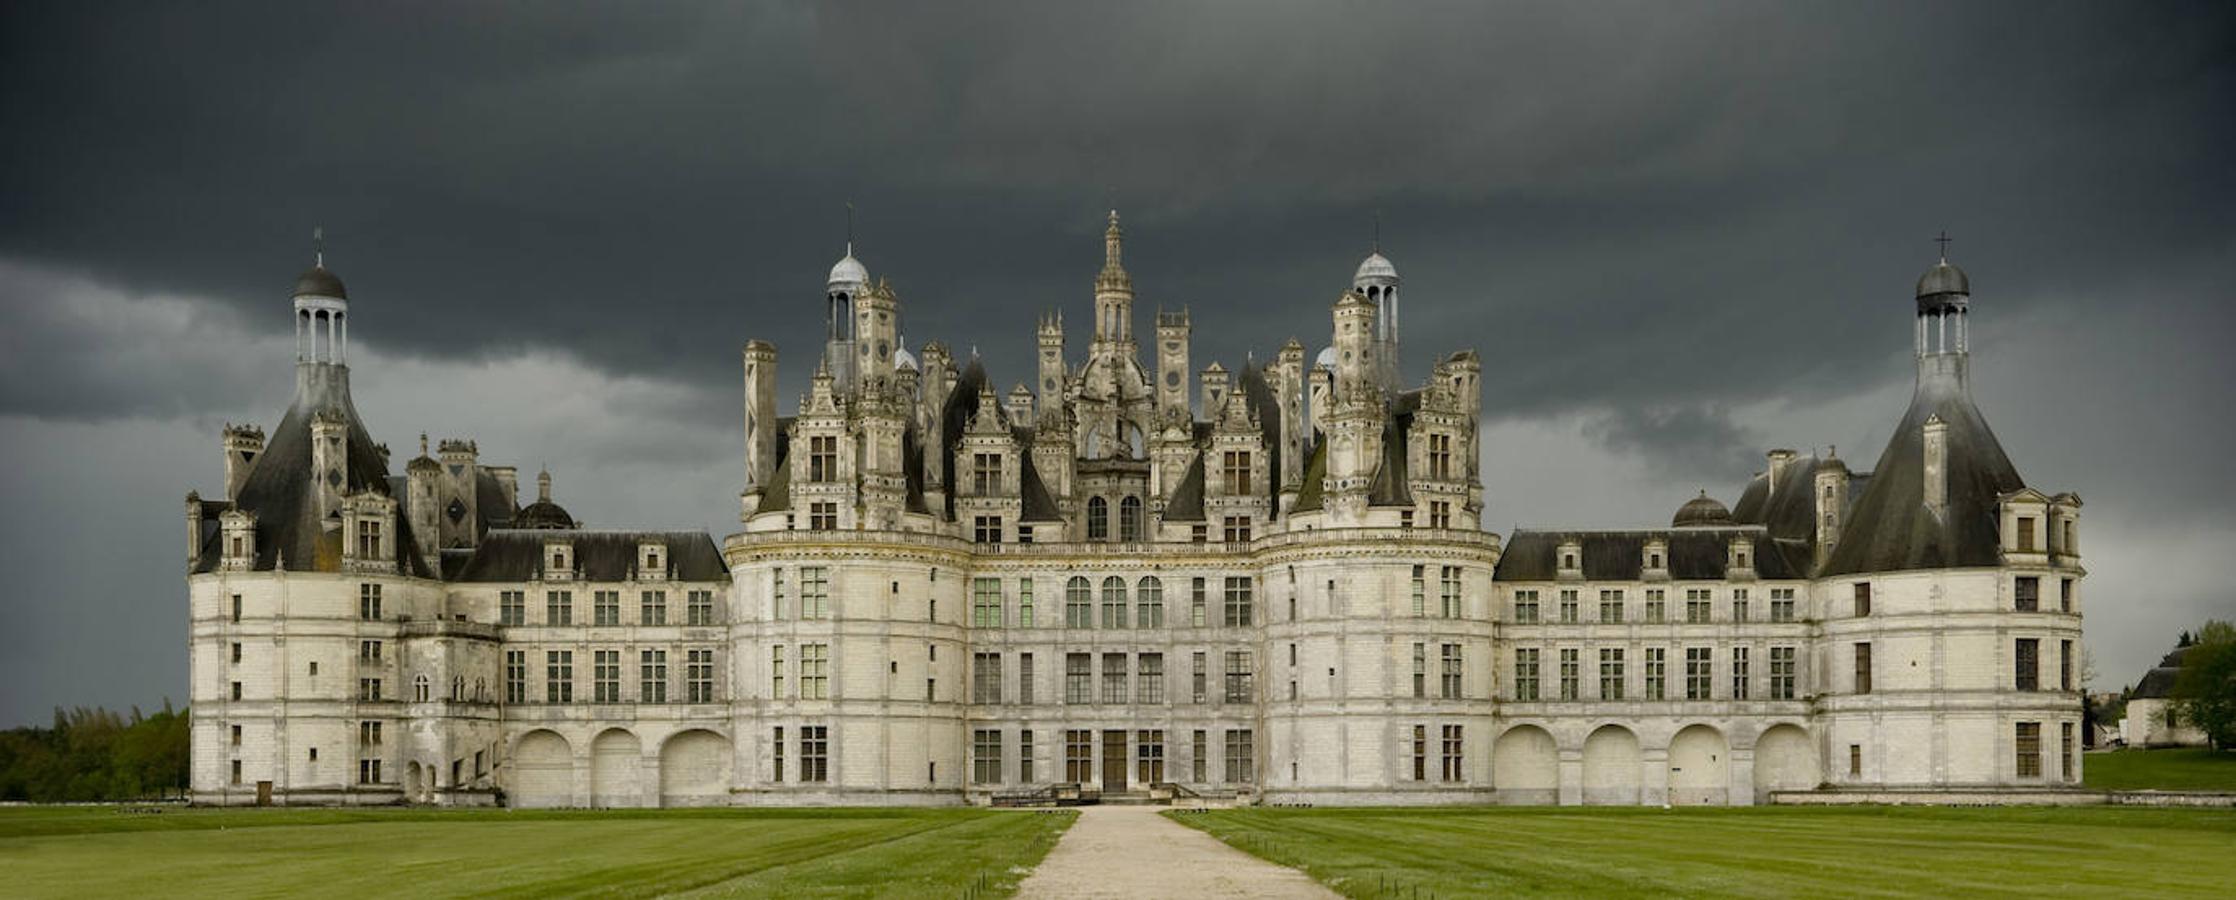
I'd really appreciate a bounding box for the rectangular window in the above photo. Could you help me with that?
[1440,725,1464,782]
[1732,589,1749,623]
[359,583,382,621]
[1559,589,1578,624]
[1854,582,1872,617]
[359,720,382,745]
[1190,578,1208,627]
[973,652,1002,704]
[974,515,1003,544]
[545,650,573,704]
[1598,589,1624,624]
[1020,729,1036,783]
[1223,577,1254,627]
[2016,638,2040,691]
[2060,578,2073,613]
[1514,590,1540,624]
[1428,500,1451,530]
[1017,579,1034,628]
[1440,566,1463,618]
[1224,729,1255,783]
[1411,724,1428,781]
[2016,722,2042,777]
[973,452,1002,495]
[504,651,526,704]
[641,649,668,703]
[1138,653,1165,704]
[1066,653,1091,704]
[772,569,786,619]
[355,678,378,701]
[1223,515,1252,543]
[358,759,383,785]
[500,590,525,626]
[1192,651,1208,704]
[809,501,837,531]
[771,645,785,698]
[772,726,784,782]
[232,594,243,623]
[687,589,714,626]
[1191,730,1208,782]
[1770,588,1796,623]
[1559,648,1579,700]
[2062,722,2077,782]
[1514,648,1540,701]
[1645,589,1665,623]
[1770,646,1797,700]
[1136,730,1166,785]
[2061,640,2073,691]
[972,578,1002,628]
[1685,647,1711,700]
[359,639,382,662]
[2017,517,2037,552]
[594,650,621,703]
[1223,450,1252,495]
[1413,642,1428,698]
[1850,744,1862,777]
[1065,730,1093,783]
[1645,647,1666,700]
[1599,647,1625,700]
[687,649,715,702]
[800,566,828,619]
[1428,432,1453,479]
[808,435,838,482]
[1412,566,1427,617]
[973,729,1002,785]
[800,725,828,782]
[1223,650,1254,703]
[594,590,620,626]
[1102,653,1128,704]
[546,590,572,626]
[641,590,667,626]
[1731,646,1750,700]
[2015,576,2040,612]
[1854,642,1872,694]
[231,724,243,746]
[1441,643,1464,699]
[1685,589,1711,623]
[1019,652,1035,704]
[798,644,826,699]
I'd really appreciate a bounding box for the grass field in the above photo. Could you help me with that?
[0,806,1073,898]
[1170,805,2236,898]
[2083,748,2236,791]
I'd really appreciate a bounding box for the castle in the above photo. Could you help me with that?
[186,214,2085,807]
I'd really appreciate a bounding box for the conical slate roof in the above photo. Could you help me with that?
[1820,355,2023,576]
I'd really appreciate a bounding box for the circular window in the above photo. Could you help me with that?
[1044,378,1056,392]
[1165,371,1181,387]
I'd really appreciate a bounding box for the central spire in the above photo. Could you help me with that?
[1099,209,1129,289]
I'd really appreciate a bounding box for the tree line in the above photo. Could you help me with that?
[0,702,190,802]
[2169,620,2236,750]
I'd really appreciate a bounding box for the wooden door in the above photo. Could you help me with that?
[1101,730,1127,792]
[255,780,272,806]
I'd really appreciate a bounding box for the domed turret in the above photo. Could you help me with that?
[828,249,869,290]
[293,264,348,300]
[1673,490,1735,528]
[512,468,576,530]
[1353,251,1399,289]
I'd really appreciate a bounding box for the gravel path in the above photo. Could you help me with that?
[1015,806,1338,899]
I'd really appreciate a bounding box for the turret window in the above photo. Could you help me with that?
[974,516,1003,544]
[1429,501,1451,529]
[809,502,838,531]
[2015,576,2040,612]
[1222,515,1252,543]
[1223,451,1252,494]
[808,436,838,482]
[1428,433,1452,479]
[973,453,1002,494]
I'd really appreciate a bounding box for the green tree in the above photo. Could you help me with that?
[2171,620,2236,750]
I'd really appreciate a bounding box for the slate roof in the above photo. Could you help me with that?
[2131,645,2190,700]
[1494,527,1808,582]
[192,364,434,577]
[452,530,729,582]
[1820,358,2024,576]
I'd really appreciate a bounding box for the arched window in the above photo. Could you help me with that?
[1066,576,1093,628]
[1087,496,1109,540]
[451,676,464,701]
[413,674,431,703]
[1137,576,1164,628]
[1119,496,1143,542]
[1101,576,1128,629]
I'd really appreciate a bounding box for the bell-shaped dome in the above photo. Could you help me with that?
[829,249,869,289]
[513,468,575,529]
[1353,251,1399,287]
[1915,260,1969,299]
[1672,490,1735,528]
[293,264,348,300]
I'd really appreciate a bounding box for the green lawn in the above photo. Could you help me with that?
[2084,748,2236,791]
[1170,805,2236,898]
[0,806,1073,899]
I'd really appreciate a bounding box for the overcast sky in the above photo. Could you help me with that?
[2,1,2231,726]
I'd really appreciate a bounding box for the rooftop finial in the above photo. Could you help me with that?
[313,225,325,268]
[419,433,428,456]
[537,465,552,502]
[1372,209,1381,253]
[1934,230,1952,262]
[845,202,855,257]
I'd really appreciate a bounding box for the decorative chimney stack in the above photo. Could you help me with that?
[222,423,265,499]
[1813,446,1851,567]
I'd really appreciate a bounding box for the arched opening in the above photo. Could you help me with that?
[1066,576,1092,628]
[1752,724,1819,803]
[1101,576,1128,629]
[1581,725,1642,806]
[1086,496,1109,541]
[1118,496,1142,542]
[659,729,732,807]
[511,730,574,808]
[1493,725,1558,805]
[414,674,431,703]
[1669,724,1730,806]
[1136,576,1164,628]
[591,728,645,808]
[406,761,424,804]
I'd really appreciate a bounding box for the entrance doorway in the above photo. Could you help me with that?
[255,780,272,806]
[1101,730,1128,792]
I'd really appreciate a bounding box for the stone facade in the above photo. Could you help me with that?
[186,219,2084,808]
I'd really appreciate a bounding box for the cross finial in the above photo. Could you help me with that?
[313,226,325,267]
[1372,210,1381,253]
[1934,230,1952,262]
[845,202,854,256]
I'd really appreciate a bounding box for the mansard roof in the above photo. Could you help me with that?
[192,365,434,578]
[1494,527,1808,581]
[1820,361,2024,576]
[452,530,728,582]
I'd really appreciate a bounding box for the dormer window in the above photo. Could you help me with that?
[1650,553,1663,568]
[1223,450,1252,494]
[355,519,382,559]
[1427,433,1453,479]
[639,542,667,579]
[808,435,838,483]
[2017,517,2037,552]
[547,543,571,576]
[973,453,1002,494]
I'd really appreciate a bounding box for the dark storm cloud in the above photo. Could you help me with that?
[2,0,2233,722]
